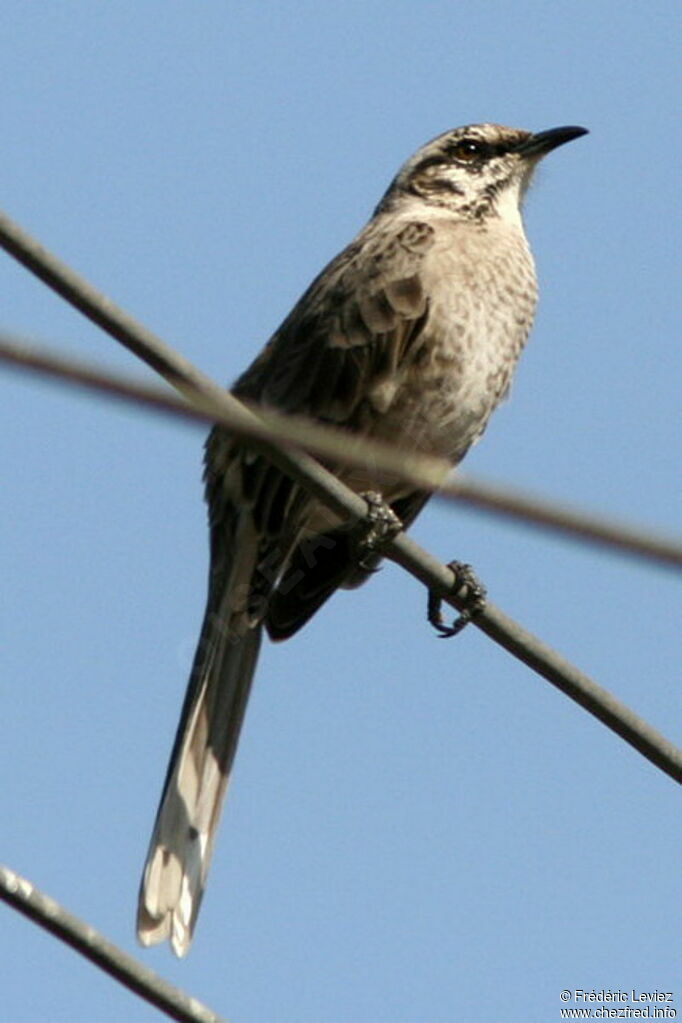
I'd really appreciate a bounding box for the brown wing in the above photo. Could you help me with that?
[233,218,435,419]
[205,218,437,639]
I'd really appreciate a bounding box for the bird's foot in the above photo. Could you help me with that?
[353,491,403,571]
[427,561,487,638]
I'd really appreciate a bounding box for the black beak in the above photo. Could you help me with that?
[515,125,589,158]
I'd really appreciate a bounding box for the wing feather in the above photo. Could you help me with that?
[205,218,437,638]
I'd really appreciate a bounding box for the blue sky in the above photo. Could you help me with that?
[1,3,681,1021]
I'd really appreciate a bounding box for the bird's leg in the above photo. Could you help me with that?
[352,491,403,571]
[427,561,487,638]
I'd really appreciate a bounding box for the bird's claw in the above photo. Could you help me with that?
[427,561,487,638]
[353,491,403,571]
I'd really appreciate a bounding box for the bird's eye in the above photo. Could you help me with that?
[451,139,484,162]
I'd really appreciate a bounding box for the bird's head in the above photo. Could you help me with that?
[376,123,588,223]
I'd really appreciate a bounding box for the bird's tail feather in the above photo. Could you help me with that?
[137,609,262,956]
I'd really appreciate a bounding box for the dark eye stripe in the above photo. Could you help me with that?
[454,141,481,159]
[415,155,447,173]
[449,138,516,162]
[449,139,492,161]
[414,138,510,177]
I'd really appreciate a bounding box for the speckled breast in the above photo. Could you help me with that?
[370,219,537,467]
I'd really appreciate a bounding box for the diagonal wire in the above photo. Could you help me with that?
[1,210,681,791]
[0,209,380,525]
[0,866,227,1023]
[1,332,680,570]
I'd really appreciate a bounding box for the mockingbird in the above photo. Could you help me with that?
[137,122,588,956]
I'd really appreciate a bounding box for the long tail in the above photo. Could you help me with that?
[137,607,262,957]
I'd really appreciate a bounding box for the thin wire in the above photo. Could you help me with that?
[1,332,680,570]
[0,208,364,526]
[0,866,227,1023]
[1,213,681,784]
